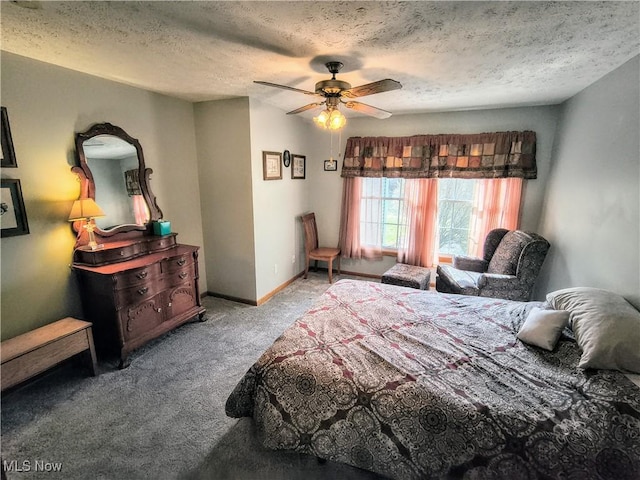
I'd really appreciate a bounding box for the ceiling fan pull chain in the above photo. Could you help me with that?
[330,129,334,160]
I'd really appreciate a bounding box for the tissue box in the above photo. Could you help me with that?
[152,220,171,236]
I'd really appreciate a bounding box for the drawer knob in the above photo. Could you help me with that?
[168,302,172,307]
[179,272,187,279]
[155,307,162,313]
[137,287,149,295]
[136,271,148,279]
[177,259,187,266]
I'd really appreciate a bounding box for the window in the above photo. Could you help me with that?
[361,177,407,249]
[437,179,477,255]
[361,177,478,254]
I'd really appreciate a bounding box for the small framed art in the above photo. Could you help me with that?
[1,107,17,168]
[262,151,282,180]
[1,178,30,237]
[324,159,338,171]
[291,154,306,179]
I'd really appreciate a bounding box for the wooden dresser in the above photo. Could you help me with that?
[72,234,206,368]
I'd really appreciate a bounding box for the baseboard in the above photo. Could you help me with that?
[204,271,306,307]
[308,266,383,281]
[204,269,384,307]
[339,269,382,280]
[256,271,305,306]
[204,292,257,306]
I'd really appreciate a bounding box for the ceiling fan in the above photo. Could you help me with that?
[254,61,402,128]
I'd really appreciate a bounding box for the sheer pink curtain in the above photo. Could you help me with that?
[468,178,523,257]
[339,177,383,259]
[132,195,149,225]
[338,177,361,257]
[397,178,438,267]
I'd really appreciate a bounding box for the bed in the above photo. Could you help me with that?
[226,280,640,479]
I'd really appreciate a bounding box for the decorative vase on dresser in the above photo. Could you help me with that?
[70,123,205,368]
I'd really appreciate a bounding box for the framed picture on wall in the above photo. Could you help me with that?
[324,159,338,171]
[262,151,282,180]
[291,154,305,179]
[1,178,30,237]
[1,107,18,168]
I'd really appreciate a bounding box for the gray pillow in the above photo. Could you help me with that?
[517,307,569,350]
[546,287,640,373]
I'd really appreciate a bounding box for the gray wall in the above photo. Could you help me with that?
[194,98,256,302]
[536,56,640,307]
[0,52,206,341]
[194,98,323,303]
[248,99,320,301]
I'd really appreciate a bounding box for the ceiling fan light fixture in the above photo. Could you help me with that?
[313,109,330,128]
[328,109,346,130]
[313,107,346,130]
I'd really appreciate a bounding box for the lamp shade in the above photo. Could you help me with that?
[68,198,106,221]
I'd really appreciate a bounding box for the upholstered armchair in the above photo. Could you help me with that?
[436,229,550,301]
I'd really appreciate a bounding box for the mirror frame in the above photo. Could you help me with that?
[71,123,163,239]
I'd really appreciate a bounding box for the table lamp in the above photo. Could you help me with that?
[68,198,105,250]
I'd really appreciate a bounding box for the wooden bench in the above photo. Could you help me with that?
[1,317,97,392]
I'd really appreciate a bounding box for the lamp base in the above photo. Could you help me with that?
[82,220,103,251]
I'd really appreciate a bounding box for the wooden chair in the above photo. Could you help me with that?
[301,212,341,283]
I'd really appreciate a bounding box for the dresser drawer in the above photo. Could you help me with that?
[165,264,196,288]
[162,254,194,274]
[147,235,177,252]
[115,282,161,309]
[113,264,161,289]
[166,284,198,319]
[103,243,144,264]
[120,295,165,342]
[75,243,143,265]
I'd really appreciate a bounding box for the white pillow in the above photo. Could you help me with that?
[546,287,640,373]
[517,307,569,350]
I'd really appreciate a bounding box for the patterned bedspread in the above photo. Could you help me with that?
[226,280,640,479]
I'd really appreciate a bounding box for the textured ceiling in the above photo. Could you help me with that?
[1,1,639,117]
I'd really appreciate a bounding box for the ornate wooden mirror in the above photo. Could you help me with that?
[71,123,162,245]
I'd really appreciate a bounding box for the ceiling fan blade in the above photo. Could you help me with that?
[341,79,402,99]
[343,101,393,119]
[287,103,325,115]
[254,81,318,96]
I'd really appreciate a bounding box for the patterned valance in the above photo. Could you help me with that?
[341,131,536,179]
